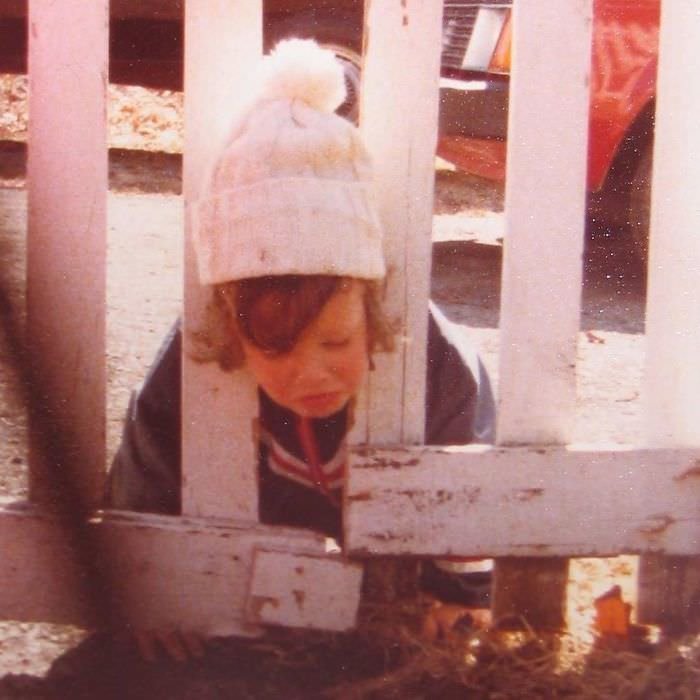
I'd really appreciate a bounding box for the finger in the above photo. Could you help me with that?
[434,603,472,631]
[421,611,439,642]
[469,608,492,629]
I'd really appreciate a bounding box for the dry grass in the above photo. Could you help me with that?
[227,598,700,699]
[1,74,183,153]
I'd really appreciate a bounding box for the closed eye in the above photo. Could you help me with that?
[322,338,351,349]
[259,346,287,359]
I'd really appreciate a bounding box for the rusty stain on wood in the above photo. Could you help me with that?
[639,514,675,535]
[460,487,481,504]
[353,446,421,465]
[674,461,700,481]
[508,543,553,553]
[435,489,453,504]
[529,544,552,553]
[293,589,305,609]
[249,595,279,620]
[514,487,545,501]
[395,488,467,511]
[347,491,372,503]
[396,489,421,498]
[367,532,392,542]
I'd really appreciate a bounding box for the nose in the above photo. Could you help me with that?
[287,343,333,388]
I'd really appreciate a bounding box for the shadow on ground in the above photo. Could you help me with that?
[431,221,646,335]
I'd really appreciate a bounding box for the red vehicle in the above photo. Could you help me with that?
[437,0,660,258]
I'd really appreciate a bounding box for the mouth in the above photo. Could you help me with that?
[297,392,344,413]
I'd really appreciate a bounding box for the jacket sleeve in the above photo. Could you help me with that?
[425,302,495,445]
[103,322,182,514]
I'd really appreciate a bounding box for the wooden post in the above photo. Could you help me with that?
[26,0,108,509]
[181,0,262,520]
[638,0,700,632]
[493,0,593,629]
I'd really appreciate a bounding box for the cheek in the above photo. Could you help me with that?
[243,352,286,395]
[335,346,369,391]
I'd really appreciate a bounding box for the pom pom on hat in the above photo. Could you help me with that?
[193,38,385,285]
[257,38,347,113]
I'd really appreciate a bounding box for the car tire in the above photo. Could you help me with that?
[628,140,653,263]
[267,16,362,123]
[321,42,362,123]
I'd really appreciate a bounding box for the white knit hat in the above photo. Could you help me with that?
[192,39,386,285]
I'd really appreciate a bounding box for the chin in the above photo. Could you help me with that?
[293,392,349,418]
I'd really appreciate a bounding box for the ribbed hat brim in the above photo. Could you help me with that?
[193,177,386,284]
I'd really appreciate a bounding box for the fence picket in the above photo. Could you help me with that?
[497,0,592,445]
[639,0,700,629]
[26,0,108,508]
[181,0,262,519]
[356,0,443,446]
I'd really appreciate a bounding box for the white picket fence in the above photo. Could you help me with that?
[0,0,698,635]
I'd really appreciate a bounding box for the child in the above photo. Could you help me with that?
[105,39,495,657]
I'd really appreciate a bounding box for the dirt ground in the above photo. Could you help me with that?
[0,77,698,697]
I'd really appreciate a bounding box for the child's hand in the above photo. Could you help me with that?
[133,628,207,662]
[421,600,492,641]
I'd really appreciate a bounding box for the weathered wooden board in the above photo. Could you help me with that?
[93,511,357,636]
[181,0,262,520]
[247,549,363,631]
[0,505,363,634]
[354,0,443,446]
[26,0,108,508]
[345,445,700,557]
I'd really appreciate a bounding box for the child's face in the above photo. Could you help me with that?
[241,281,369,418]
